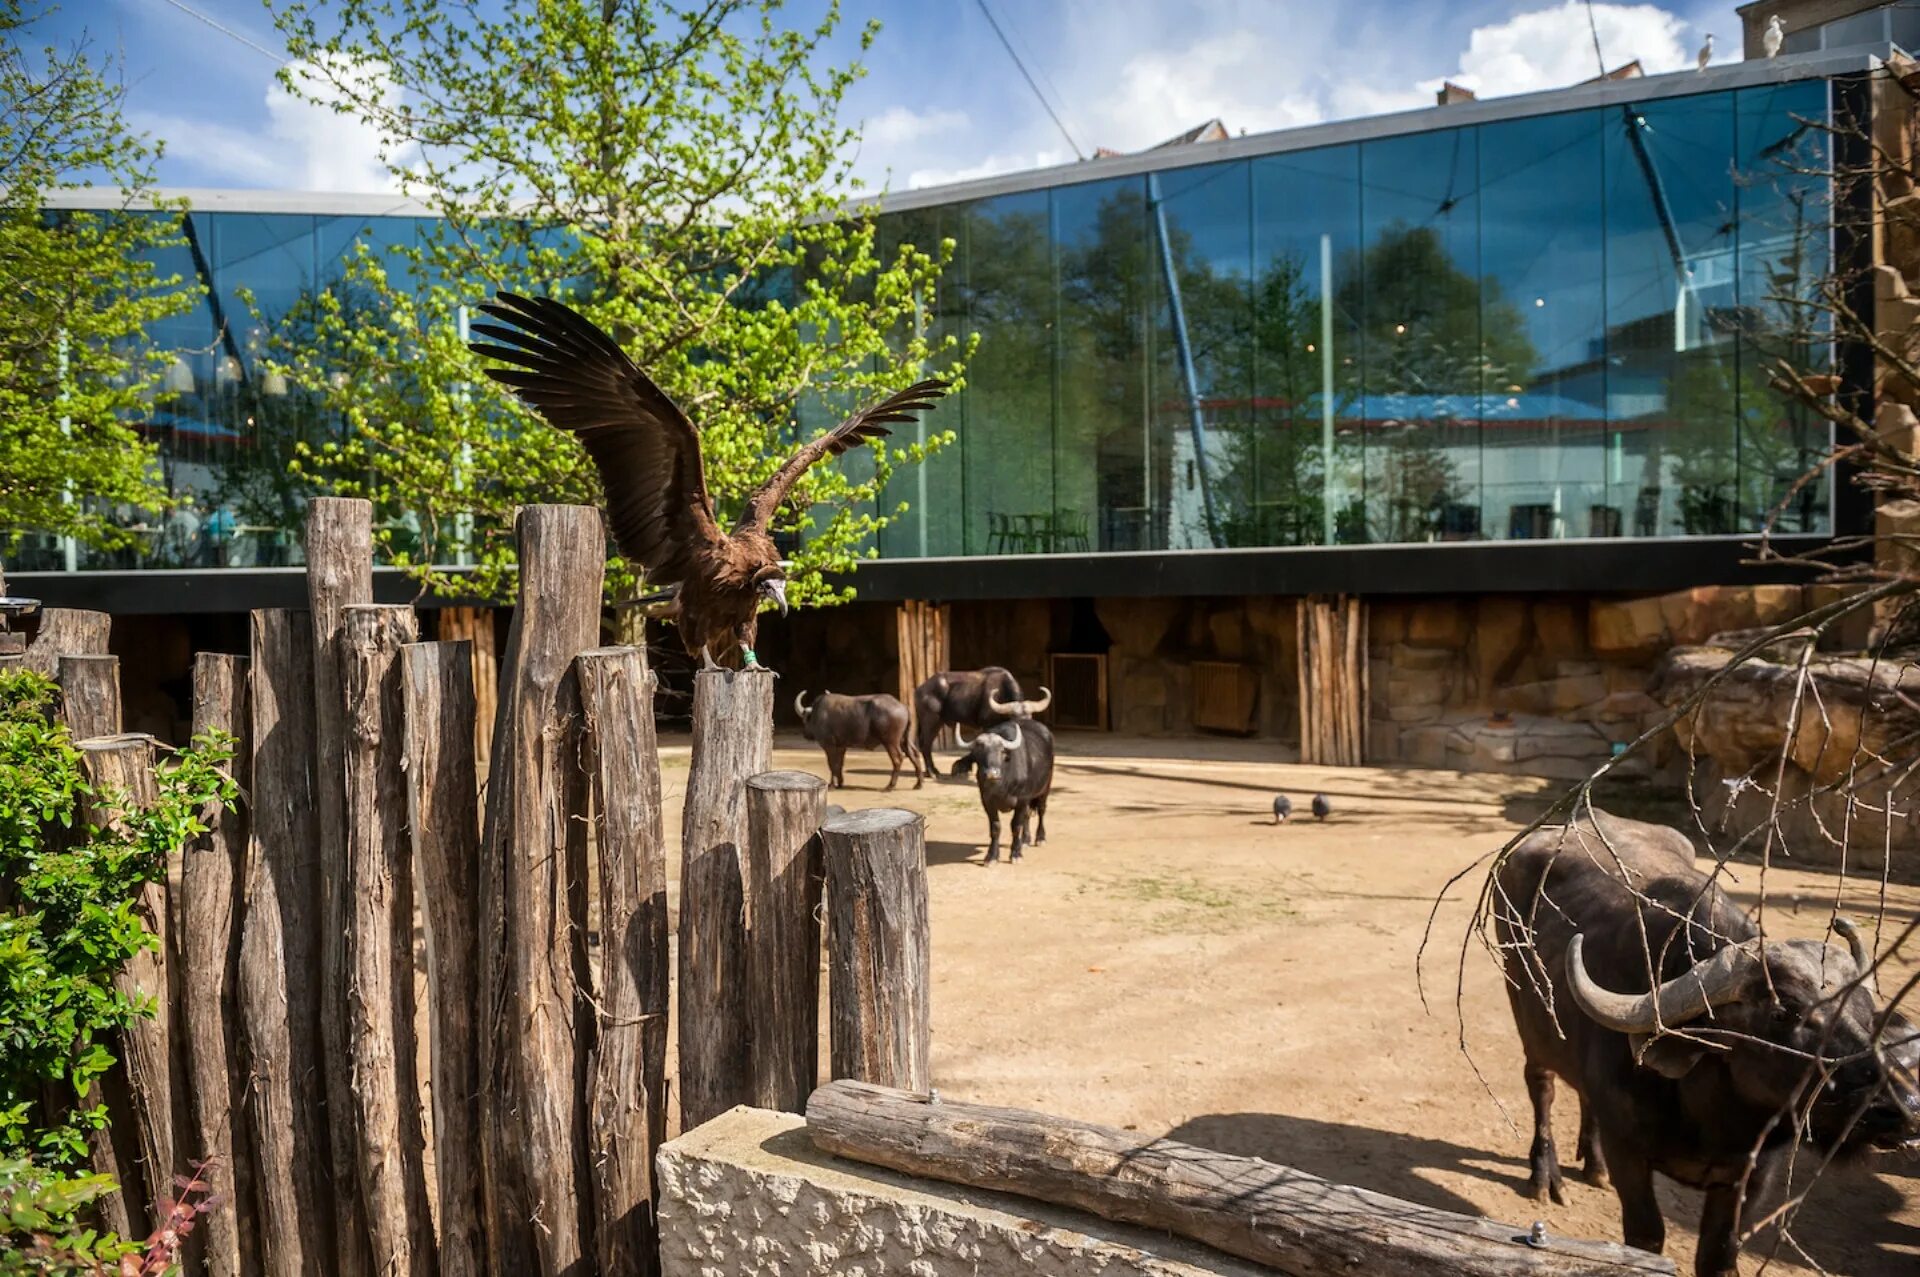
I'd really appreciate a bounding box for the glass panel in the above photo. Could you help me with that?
[1894,6,1920,54]
[1603,91,1738,536]
[1479,110,1607,539]
[1357,127,1482,544]
[875,207,966,559]
[962,190,1054,555]
[1821,9,1889,50]
[1251,144,1361,547]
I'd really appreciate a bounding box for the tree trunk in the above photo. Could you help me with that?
[745,770,827,1114]
[339,605,437,1276]
[807,1081,1674,1277]
[24,607,110,677]
[401,640,489,1277]
[478,506,601,1275]
[240,609,334,1275]
[576,645,668,1277]
[180,654,256,1277]
[678,667,774,1129]
[56,653,120,739]
[305,497,376,1277]
[821,808,930,1093]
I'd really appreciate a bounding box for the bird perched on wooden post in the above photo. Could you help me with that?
[1272,795,1292,824]
[469,292,949,670]
[1763,15,1784,59]
[1311,793,1330,821]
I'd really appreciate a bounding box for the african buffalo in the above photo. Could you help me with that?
[912,667,1050,766]
[1494,809,1920,1276]
[950,719,1054,863]
[794,690,921,791]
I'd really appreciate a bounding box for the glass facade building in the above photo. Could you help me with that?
[26,61,1844,581]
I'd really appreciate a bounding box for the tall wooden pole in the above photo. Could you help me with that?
[821,808,931,1093]
[576,645,668,1277]
[56,653,120,740]
[478,506,601,1274]
[745,770,828,1114]
[678,667,774,1129]
[24,608,110,677]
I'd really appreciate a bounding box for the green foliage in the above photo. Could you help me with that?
[257,0,966,606]
[0,1157,130,1274]
[0,0,200,555]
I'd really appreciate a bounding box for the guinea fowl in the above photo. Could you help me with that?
[1272,795,1292,824]
[469,292,949,669]
[1311,793,1330,821]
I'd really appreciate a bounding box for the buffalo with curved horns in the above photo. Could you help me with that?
[912,666,1050,767]
[1494,809,1920,1276]
[950,718,1054,863]
[794,689,921,791]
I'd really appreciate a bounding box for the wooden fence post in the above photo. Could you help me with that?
[78,735,175,1231]
[56,653,120,739]
[678,667,774,1129]
[24,608,110,677]
[240,609,334,1275]
[339,605,436,1276]
[401,640,488,1277]
[821,808,931,1093]
[436,606,498,768]
[745,770,828,1113]
[478,506,601,1274]
[576,646,668,1277]
[180,654,255,1277]
[305,497,376,1277]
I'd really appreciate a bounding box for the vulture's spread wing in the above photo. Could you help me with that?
[469,292,722,584]
[734,378,951,536]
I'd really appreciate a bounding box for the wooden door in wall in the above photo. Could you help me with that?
[1296,595,1368,766]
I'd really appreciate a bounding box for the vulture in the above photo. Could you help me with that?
[469,292,949,669]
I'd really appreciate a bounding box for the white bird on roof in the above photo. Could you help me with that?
[1763,15,1784,58]
[1697,32,1714,70]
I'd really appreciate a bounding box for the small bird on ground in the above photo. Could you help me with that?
[1763,15,1784,59]
[1697,32,1714,70]
[1272,795,1292,824]
[1311,794,1331,821]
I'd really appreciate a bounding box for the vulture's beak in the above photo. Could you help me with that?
[766,579,788,616]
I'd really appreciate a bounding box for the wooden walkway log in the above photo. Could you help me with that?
[241,609,334,1275]
[478,505,601,1274]
[745,770,828,1113]
[56,653,120,739]
[678,667,774,1129]
[576,646,668,1277]
[339,604,436,1276]
[24,607,110,676]
[180,654,255,1277]
[306,497,376,1277]
[401,640,488,1277]
[807,1080,1674,1277]
[820,808,930,1093]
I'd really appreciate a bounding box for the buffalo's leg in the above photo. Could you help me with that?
[1009,802,1030,861]
[905,737,924,789]
[1033,794,1048,844]
[1701,1154,1786,1277]
[1524,1061,1566,1205]
[826,746,846,789]
[1576,1098,1609,1186]
[883,739,904,791]
[1603,1132,1665,1258]
[984,809,1001,864]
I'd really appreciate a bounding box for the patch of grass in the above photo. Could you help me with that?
[1077,872,1297,934]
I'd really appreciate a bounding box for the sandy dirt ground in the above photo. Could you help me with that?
[651,730,1920,1277]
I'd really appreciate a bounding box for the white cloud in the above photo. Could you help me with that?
[907,148,1074,190]
[1437,2,1695,98]
[865,106,969,148]
[1087,30,1325,152]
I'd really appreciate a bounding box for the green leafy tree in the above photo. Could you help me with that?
[0,0,198,562]
[261,0,964,606]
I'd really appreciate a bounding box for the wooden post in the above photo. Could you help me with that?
[678,667,774,1129]
[56,653,120,739]
[478,506,601,1274]
[24,607,110,676]
[745,770,828,1114]
[78,736,175,1231]
[437,605,498,768]
[401,641,488,1277]
[576,646,668,1277]
[338,604,436,1276]
[821,808,931,1093]
[180,654,255,1277]
[305,497,376,1277]
[240,609,334,1275]
[806,1081,1673,1277]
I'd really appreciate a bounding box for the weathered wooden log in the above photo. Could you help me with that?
[576,646,668,1277]
[56,653,120,739]
[807,1081,1674,1277]
[78,736,175,1233]
[401,640,488,1277]
[678,667,775,1129]
[180,654,255,1277]
[24,607,110,676]
[478,505,601,1274]
[339,604,436,1276]
[305,497,376,1277]
[820,808,930,1093]
[436,606,498,767]
[745,770,828,1113]
[240,609,334,1275]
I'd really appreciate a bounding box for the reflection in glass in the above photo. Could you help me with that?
[963,191,1053,555]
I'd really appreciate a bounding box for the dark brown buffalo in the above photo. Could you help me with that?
[950,719,1054,863]
[794,690,921,791]
[912,667,1049,766]
[1494,810,1920,1276]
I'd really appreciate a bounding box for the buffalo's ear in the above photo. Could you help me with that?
[1630,1031,1710,1079]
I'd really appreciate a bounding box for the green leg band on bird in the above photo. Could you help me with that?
[743,648,757,666]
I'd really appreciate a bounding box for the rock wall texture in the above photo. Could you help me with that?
[656,1106,1265,1277]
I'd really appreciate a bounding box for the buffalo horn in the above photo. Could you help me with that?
[954,725,972,748]
[1566,932,1762,1034]
[1832,917,1878,999]
[1027,685,1052,714]
[988,690,1017,716]
[794,690,812,719]
[1004,722,1022,751]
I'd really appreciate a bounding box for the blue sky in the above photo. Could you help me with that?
[51,0,1748,194]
